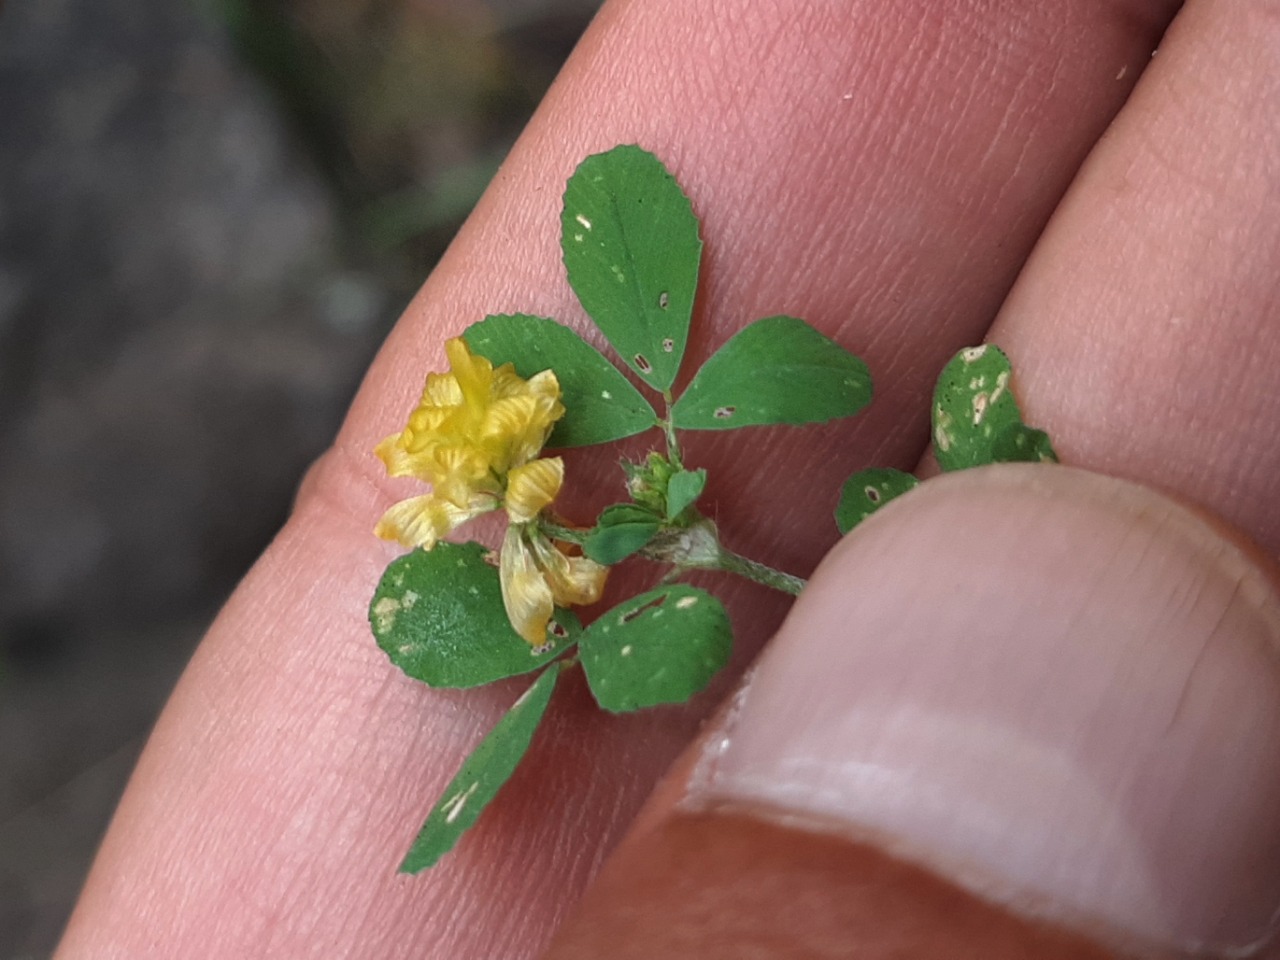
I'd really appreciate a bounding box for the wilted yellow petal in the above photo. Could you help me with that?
[421,370,462,407]
[505,458,564,524]
[374,432,418,477]
[482,393,564,472]
[530,535,608,607]
[374,494,494,549]
[499,525,555,645]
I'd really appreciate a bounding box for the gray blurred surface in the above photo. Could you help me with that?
[0,0,599,953]
[0,0,386,953]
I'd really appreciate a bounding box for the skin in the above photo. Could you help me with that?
[56,0,1280,956]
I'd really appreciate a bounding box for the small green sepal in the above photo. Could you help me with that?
[583,504,663,565]
[665,468,707,520]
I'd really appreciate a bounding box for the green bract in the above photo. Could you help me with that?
[583,504,662,565]
[664,468,706,520]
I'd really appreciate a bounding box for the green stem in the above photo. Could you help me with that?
[641,519,806,597]
[711,548,806,596]
[659,392,683,469]
[543,515,806,597]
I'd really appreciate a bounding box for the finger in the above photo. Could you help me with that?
[59,3,1181,958]
[545,466,1280,959]
[988,0,1280,552]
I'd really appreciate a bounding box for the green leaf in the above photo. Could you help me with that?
[671,316,872,430]
[400,664,561,872]
[665,468,706,520]
[932,344,1057,471]
[835,468,920,535]
[991,422,1059,464]
[370,542,578,689]
[463,314,658,448]
[597,502,663,525]
[561,145,702,391]
[582,503,661,564]
[580,585,732,713]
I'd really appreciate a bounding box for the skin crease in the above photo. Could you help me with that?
[54,0,1280,957]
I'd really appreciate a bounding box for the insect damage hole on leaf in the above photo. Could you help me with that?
[560,145,702,391]
[621,594,665,624]
[670,316,871,431]
[580,585,732,713]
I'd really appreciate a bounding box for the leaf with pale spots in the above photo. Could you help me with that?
[932,345,1058,471]
[665,468,706,520]
[991,422,1058,465]
[834,468,920,535]
[579,585,732,713]
[561,145,702,391]
[400,663,561,872]
[671,316,872,430]
[370,542,578,689]
[463,314,657,448]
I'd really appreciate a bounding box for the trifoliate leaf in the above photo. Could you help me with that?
[400,664,561,872]
[932,345,1057,471]
[671,316,872,430]
[835,468,920,535]
[665,468,706,520]
[370,542,578,689]
[463,314,658,448]
[580,585,732,713]
[561,145,702,392]
[582,503,662,565]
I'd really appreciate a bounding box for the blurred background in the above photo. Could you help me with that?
[0,0,602,953]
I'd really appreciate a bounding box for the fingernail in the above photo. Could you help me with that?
[687,465,1280,956]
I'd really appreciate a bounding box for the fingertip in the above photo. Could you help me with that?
[547,465,1280,958]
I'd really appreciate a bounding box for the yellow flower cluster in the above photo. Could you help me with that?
[375,338,606,645]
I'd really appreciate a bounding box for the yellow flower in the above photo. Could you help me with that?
[500,524,607,646]
[374,336,606,644]
[374,337,565,549]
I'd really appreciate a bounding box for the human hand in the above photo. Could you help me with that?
[58,1,1280,957]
